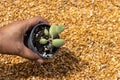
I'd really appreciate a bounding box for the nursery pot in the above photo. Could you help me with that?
[24,23,59,58]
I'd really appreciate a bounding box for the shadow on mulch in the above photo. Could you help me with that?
[0,47,89,79]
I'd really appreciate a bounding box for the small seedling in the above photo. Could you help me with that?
[39,24,65,48]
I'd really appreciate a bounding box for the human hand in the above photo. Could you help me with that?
[0,16,48,63]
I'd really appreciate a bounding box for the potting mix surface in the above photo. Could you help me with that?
[0,0,120,80]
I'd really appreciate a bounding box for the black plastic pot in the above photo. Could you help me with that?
[24,23,59,58]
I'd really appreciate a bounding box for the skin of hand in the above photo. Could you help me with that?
[0,16,48,63]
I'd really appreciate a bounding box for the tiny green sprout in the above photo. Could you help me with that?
[56,25,64,34]
[49,43,53,48]
[52,39,64,47]
[40,38,48,44]
[44,29,49,36]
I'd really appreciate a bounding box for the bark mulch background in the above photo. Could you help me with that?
[0,0,120,80]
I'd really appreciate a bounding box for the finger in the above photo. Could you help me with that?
[25,16,49,30]
[21,46,44,63]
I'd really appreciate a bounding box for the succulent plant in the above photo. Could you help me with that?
[39,24,65,48]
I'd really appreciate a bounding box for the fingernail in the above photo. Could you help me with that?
[37,59,44,63]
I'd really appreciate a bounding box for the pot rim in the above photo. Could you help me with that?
[27,23,59,58]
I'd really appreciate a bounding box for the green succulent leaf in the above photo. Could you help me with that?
[44,29,49,36]
[56,25,64,34]
[52,39,64,47]
[39,38,48,44]
[49,24,58,38]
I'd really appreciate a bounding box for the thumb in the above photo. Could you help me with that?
[21,46,44,63]
[24,16,48,32]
